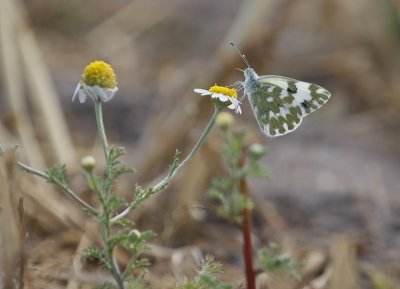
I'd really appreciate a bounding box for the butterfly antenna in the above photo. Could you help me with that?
[230,42,251,68]
[234,68,244,72]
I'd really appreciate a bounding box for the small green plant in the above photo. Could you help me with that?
[258,244,304,279]
[174,255,231,289]
[209,113,301,289]
[16,61,242,289]
[209,117,268,225]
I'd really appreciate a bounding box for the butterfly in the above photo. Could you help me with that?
[232,43,331,137]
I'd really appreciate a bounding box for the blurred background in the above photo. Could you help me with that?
[1,0,400,288]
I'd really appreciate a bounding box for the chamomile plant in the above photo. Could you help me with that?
[16,61,242,289]
[12,42,331,288]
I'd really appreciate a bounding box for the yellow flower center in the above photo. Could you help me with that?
[209,85,237,99]
[82,61,117,89]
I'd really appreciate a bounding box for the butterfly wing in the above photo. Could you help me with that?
[246,76,330,137]
[261,75,331,116]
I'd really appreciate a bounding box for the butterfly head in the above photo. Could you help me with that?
[243,67,258,91]
[244,67,257,79]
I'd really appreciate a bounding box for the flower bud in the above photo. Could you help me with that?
[248,143,266,160]
[81,155,96,172]
[129,229,141,239]
[216,111,235,131]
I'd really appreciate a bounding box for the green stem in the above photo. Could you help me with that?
[95,101,113,199]
[100,218,125,289]
[111,107,221,223]
[95,102,109,161]
[85,170,105,206]
[177,107,220,170]
[17,162,97,214]
[94,101,124,289]
[154,106,221,190]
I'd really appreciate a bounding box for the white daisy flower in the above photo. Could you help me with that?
[194,85,242,114]
[72,60,118,103]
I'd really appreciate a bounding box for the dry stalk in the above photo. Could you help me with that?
[0,149,21,287]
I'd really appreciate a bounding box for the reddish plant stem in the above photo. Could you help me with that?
[240,156,256,289]
[18,198,25,289]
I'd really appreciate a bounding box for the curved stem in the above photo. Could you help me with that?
[111,107,221,223]
[178,107,220,168]
[154,106,221,190]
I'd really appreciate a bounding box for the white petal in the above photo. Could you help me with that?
[92,86,107,102]
[227,97,242,114]
[232,98,242,107]
[102,87,118,102]
[78,89,87,103]
[72,83,81,102]
[194,88,212,96]
[212,94,229,102]
[81,84,96,102]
